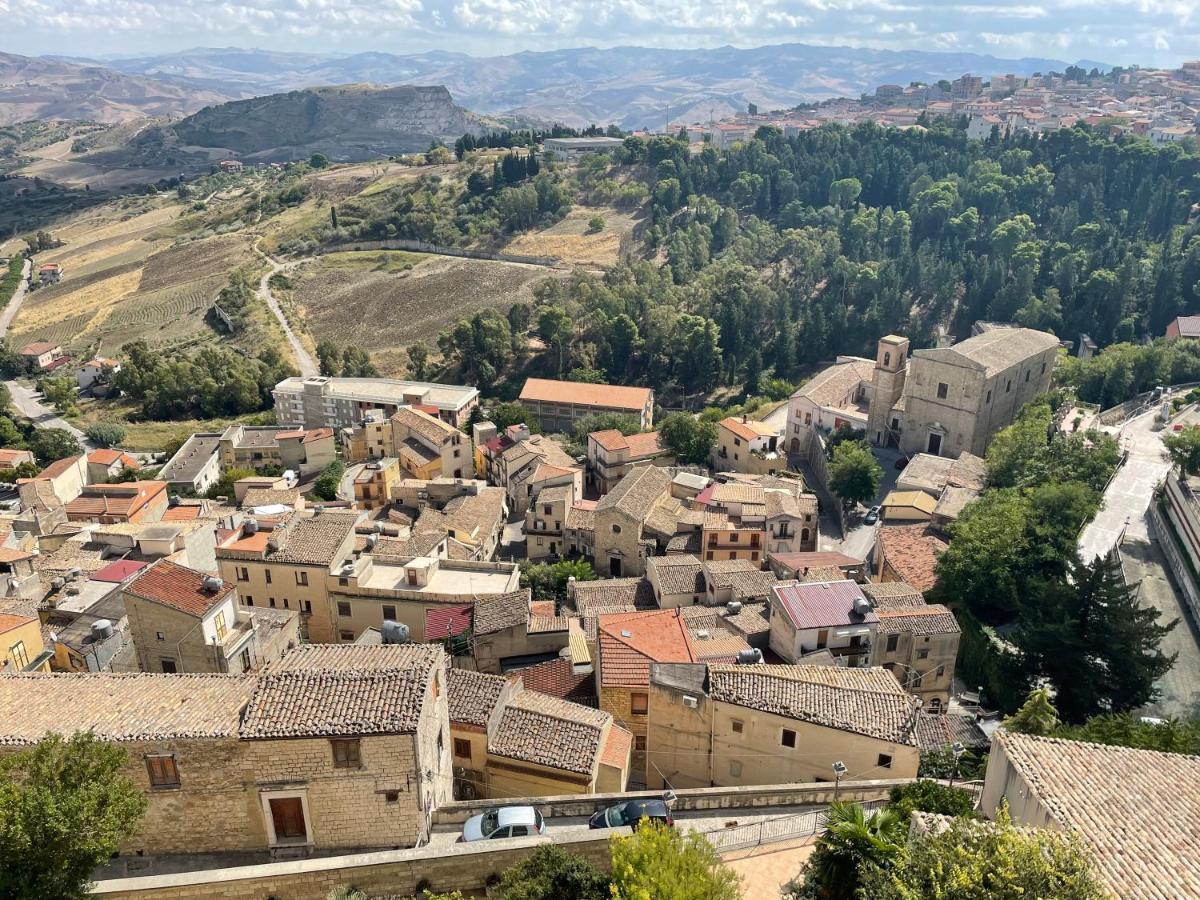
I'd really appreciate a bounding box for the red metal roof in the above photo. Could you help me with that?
[92,560,149,583]
[771,580,879,630]
[425,605,472,641]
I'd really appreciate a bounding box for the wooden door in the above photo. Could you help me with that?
[270,797,307,841]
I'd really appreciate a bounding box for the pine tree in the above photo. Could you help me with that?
[330,205,338,230]
[1003,688,1061,736]
[526,152,539,177]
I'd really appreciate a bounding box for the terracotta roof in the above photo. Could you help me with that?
[930,326,1059,377]
[124,560,233,617]
[772,552,861,576]
[161,505,202,522]
[528,614,570,633]
[20,341,60,356]
[598,610,697,687]
[37,455,82,479]
[875,524,948,593]
[624,431,664,458]
[707,664,920,744]
[269,643,443,673]
[242,487,301,509]
[514,656,596,705]
[570,578,656,616]
[710,482,766,504]
[0,612,34,634]
[0,673,253,745]
[721,602,771,638]
[600,724,633,769]
[994,732,1200,899]
[446,668,509,727]
[595,464,672,520]
[912,711,988,751]
[264,512,358,566]
[771,580,878,630]
[791,358,874,407]
[426,604,472,641]
[87,449,139,469]
[472,589,531,635]
[392,406,459,445]
[520,378,652,412]
[688,634,751,663]
[488,690,610,775]
[875,604,959,636]
[881,490,937,515]
[65,481,167,521]
[0,449,32,464]
[861,581,927,609]
[720,417,777,442]
[589,429,630,452]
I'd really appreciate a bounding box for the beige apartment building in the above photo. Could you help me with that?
[866,327,1060,457]
[646,663,921,790]
[217,424,337,477]
[863,581,960,711]
[344,407,470,480]
[353,457,403,509]
[519,378,655,433]
[122,560,299,674]
[216,512,361,643]
[715,417,784,475]
[525,482,575,561]
[586,429,670,494]
[273,376,480,430]
[0,644,452,859]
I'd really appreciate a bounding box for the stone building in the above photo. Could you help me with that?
[65,481,170,525]
[862,581,960,711]
[343,407,470,480]
[646,663,921,789]
[715,417,784,475]
[123,559,298,674]
[587,429,670,495]
[868,326,1060,457]
[786,357,876,453]
[593,465,675,578]
[525,482,575,561]
[768,579,878,666]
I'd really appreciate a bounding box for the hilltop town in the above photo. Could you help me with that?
[4,53,1200,898]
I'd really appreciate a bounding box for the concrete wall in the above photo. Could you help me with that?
[980,737,1057,829]
[218,559,338,643]
[124,596,225,674]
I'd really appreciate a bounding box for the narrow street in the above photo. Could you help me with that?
[253,245,317,377]
[0,258,31,338]
[6,379,92,448]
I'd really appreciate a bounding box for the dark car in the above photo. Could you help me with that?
[589,799,673,830]
[864,505,881,525]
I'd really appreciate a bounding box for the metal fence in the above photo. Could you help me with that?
[696,801,885,854]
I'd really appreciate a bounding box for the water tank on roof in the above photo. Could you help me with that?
[365,533,378,551]
[66,567,82,579]
[736,648,763,665]
[169,494,182,507]
[852,596,871,618]
[91,619,115,641]
[381,620,410,645]
[202,576,224,593]
[726,600,743,615]
[243,518,259,535]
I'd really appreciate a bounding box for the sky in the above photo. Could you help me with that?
[0,0,1196,67]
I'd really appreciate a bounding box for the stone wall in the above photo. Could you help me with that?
[92,833,615,900]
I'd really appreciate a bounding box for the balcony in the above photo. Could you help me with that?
[828,641,872,659]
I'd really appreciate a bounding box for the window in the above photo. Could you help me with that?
[160,659,177,673]
[296,571,309,587]
[936,382,948,399]
[917,649,929,660]
[283,599,290,609]
[631,693,649,715]
[340,631,355,642]
[339,577,349,587]
[730,760,743,777]
[269,598,276,608]
[734,437,741,447]
[985,390,992,404]
[1025,370,1030,382]
[382,604,397,621]
[543,504,552,515]
[706,551,714,560]
[384,790,400,803]
[8,641,28,670]
[877,753,893,769]
[936,665,945,678]
[244,597,254,606]
[611,524,622,534]
[781,729,797,749]
[805,413,812,425]
[454,738,472,760]
[886,634,898,653]
[751,552,759,562]
[634,735,647,752]
[213,612,227,642]
[729,533,738,543]
[236,567,249,582]
[1006,379,1012,393]
[146,755,180,788]
[331,739,362,768]
[303,600,312,614]
[731,719,744,734]
[883,351,891,366]
[240,649,252,672]
[337,601,352,617]
[265,570,272,585]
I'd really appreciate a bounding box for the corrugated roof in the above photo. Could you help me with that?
[771,580,879,630]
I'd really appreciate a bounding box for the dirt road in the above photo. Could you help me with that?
[0,258,31,338]
[254,245,317,377]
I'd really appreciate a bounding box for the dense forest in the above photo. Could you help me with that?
[420,122,1200,404]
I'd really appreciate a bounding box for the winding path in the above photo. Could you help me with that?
[253,244,317,377]
[0,258,31,338]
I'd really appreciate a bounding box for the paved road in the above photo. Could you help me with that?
[428,803,823,847]
[7,380,92,448]
[253,245,317,377]
[0,258,31,338]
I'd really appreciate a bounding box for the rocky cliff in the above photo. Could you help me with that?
[171,84,486,161]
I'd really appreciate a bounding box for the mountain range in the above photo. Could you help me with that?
[8,43,1100,129]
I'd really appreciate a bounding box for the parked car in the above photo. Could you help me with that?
[864,506,881,525]
[589,798,673,830]
[460,806,547,842]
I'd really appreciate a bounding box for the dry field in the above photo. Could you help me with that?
[291,252,564,376]
[504,206,641,268]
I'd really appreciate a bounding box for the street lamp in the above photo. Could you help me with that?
[948,741,966,789]
[832,760,847,801]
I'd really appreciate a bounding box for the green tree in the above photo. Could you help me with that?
[587,216,606,233]
[489,402,540,434]
[1003,688,1061,736]
[204,466,256,501]
[340,347,378,378]
[309,153,329,169]
[522,560,597,603]
[316,340,341,377]
[571,412,642,446]
[828,441,882,508]
[860,806,1104,899]
[1057,712,1200,753]
[84,423,126,449]
[887,780,977,823]
[985,401,1052,488]
[609,821,740,900]
[407,342,432,381]
[658,413,718,465]
[40,377,77,415]
[28,428,81,466]
[312,459,346,502]
[538,305,574,376]
[784,802,905,900]
[496,844,610,900]
[1164,425,1200,475]
[0,732,147,900]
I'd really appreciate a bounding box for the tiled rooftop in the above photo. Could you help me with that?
[875,604,959,636]
[875,524,948,593]
[268,643,443,672]
[0,673,253,745]
[995,732,1200,899]
[598,609,696,688]
[124,560,233,617]
[649,555,705,596]
[488,689,610,775]
[513,656,596,705]
[520,378,652,412]
[263,512,359,566]
[791,358,874,407]
[595,465,672,520]
[472,589,531,635]
[570,577,656,615]
[446,667,509,727]
[707,664,920,744]
[861,581,927,609]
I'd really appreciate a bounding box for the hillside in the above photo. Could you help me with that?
[0,52,229,126]
[100,43,1085,128]
[169,84,486,161]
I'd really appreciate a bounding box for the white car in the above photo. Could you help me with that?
[460,806,547,842]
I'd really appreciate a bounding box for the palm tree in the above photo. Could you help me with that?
[787,802,906,900]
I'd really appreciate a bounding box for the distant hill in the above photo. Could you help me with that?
[100,43,1089,128]
[0,52,230,126]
